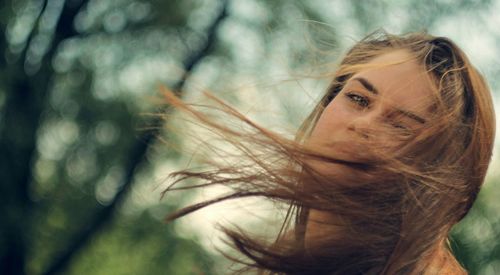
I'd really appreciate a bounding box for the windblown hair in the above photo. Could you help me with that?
[162,30,495,274]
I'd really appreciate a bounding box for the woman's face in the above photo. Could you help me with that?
[305,49,436,243]
[308,49,435,157]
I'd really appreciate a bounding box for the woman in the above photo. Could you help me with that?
[162,30,496,274]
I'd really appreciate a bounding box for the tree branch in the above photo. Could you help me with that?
[41,1,229,275]
[0,0,88,275]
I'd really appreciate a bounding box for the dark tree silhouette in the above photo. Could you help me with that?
[0,0,227,274]
[42,4,228,274]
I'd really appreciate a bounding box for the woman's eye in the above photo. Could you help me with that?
[390,123,415,136]
[346,93,369,107]
[391,123,408,130]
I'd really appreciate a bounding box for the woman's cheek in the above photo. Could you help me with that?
[306,102,356,167]
[310,102,351,144]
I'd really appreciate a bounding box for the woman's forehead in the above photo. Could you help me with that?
[348,50,435,113]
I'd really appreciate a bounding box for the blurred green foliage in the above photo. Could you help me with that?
[0,0,499,274]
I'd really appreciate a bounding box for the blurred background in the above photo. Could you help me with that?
[1,0,499,274]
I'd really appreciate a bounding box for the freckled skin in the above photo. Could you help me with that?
[305,49,435,245]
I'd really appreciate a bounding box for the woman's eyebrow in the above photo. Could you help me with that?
[352,77,426,124]
[395,109,426,124]
[353,77,378,95]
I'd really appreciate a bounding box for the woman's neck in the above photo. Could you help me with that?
[305,211,467,274]
[422,241,467,275]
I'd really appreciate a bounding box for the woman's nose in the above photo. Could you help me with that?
[348,113,379,139]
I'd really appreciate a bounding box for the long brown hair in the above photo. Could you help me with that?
[161,30,495,274]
